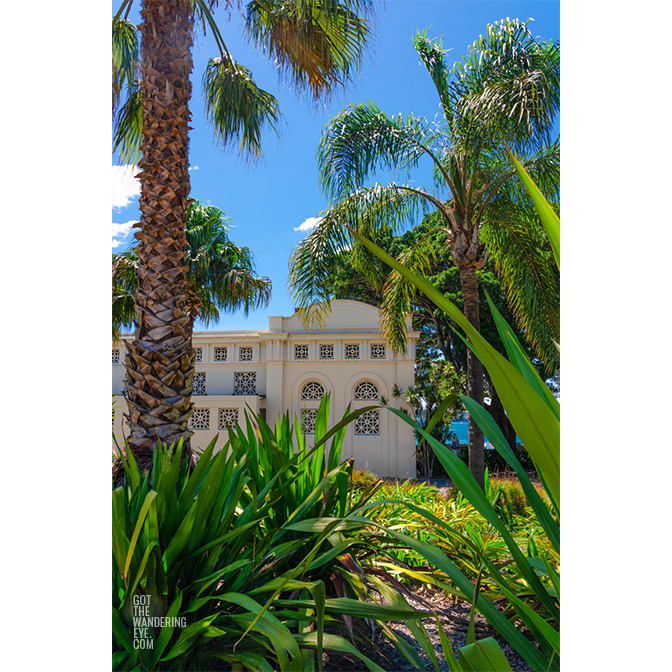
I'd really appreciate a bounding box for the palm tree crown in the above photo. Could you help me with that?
[289,18,560,487]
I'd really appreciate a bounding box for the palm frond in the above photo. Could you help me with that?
[481,201,560,372]
[113,82,142,166]
[451,18,560,152]
[288,183,432,327]
[200,269,272,324]
[245,0,375,102]
[112,247,140,341]
[413,30,455,128]
[113,200,272,335]
[203,53,282,159]
[472,139,559,219]
[317,102,449,201]
[112,17,139,114]
[379,236,437,353]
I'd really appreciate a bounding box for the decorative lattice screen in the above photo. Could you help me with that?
[214,347,227,361]
[239,347,253,361]
[234,372,256,395]
[294,345,309,359]
[112,349,120,364]
[302,409,318,434]
[370,343,386,359]
[301,381,325,400]
[354,410,380,435]
[319,344,334,359]
[193,372,206,395]
[345,344,359,359]
[189,408,210,430]
[219,408,238,429]
[354,381,379,399]
[194,347,203,362]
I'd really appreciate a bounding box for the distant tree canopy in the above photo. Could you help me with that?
[325,210,557,451]
[328,211,550,375]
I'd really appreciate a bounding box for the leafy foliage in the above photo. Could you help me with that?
[112,0,378,163]
[112,399,433,671]
[386,363,465,478]
[337,160,561,670]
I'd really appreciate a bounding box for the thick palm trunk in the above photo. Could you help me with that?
[459,264,485,490]
[116,0,196,482]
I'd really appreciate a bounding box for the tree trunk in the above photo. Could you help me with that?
[459,264,485,490]
[116,0,196,483]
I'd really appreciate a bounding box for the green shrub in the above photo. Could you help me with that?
[112,399,432,671]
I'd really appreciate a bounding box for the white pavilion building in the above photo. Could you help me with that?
[113,300,419,478]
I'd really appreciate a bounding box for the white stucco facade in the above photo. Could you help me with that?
[113,300,419,478]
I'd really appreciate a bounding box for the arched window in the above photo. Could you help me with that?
[354,381,379,400]
[301,381,325,401]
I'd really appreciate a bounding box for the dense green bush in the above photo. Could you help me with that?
[112,398,430,671]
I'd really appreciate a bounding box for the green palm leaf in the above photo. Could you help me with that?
[246,0,374,101]
[509,152,560,269]
[203,53,282,159]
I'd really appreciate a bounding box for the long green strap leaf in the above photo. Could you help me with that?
[458,395,559,552]
[459,637,514,672]
[362,523,550,670]
[509,152,560,270]
[484,291,559,418]
[293,633,386,672]
[123,490,158,582]
[384,408,559,621]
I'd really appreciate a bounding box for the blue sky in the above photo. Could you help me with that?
[112,0,559,331]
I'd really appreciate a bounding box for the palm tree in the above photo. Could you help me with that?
[112,0,376,477]
[289,19,559,488]
[113,200,271,341]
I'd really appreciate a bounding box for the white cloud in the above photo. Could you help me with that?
[189,165,199,171]
[112,220,138,248]
[294,216,322,232]
[112,164,140,210]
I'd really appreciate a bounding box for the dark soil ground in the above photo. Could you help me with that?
[320,587,535,672]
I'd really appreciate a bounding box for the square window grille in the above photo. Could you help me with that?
[194,347,203,363]
[112,349,120,364]
[234,372,256,395]
[319,344,334,359]
[219,408,238,429]
[294,345,309,359]
[302,409,318,434]
[189,408,210,430]
[370,343,386,359]
[354,410,380,435]
[345,344,359,359]
[214,347,227,362]
[239,347,253,361]
[193,372,206,395]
